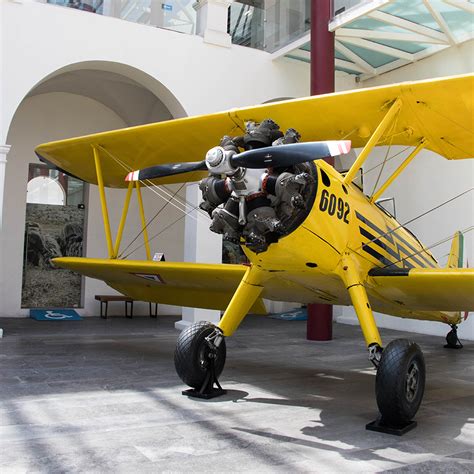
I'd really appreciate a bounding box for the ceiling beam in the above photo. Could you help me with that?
[339,37,415,61]
[368,10,448,42]
[422,0,458,45]
[270,31,311,60]
[442,0,474,14]
[335,39,376,74]
[329,0,391,31]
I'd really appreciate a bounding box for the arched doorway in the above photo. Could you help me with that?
[3,62,187,315]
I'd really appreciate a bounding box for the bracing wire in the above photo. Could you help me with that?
[117,182,185,259]
[95,145,211,258]
[384,225,474,269]
[121,205,200,259]
[362,146,411,177]
[354,187,473,254]
[97,146,209,220]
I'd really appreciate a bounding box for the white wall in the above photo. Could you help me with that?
[0,1,311,318]
[3,92,186,317]
[336,40,474,341]
[1,0,310,142]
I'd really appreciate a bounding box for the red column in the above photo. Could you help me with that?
[310,0,334,95]
[307,0,334,341]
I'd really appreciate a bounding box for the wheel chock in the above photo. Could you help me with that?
[182,355,227,400]
[366,417,417,436]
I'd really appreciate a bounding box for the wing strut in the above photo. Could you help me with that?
[343,98,402,185]
[93,145,114,258]
[92,145,152,259]
[135,182,152,260]
[114,181,134,258]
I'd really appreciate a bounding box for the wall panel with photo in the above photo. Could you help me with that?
[21,164,86,309]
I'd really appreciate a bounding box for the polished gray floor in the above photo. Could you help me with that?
[0,315,473,473]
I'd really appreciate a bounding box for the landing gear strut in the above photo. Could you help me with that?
[175,322,227,399]
[340,258,425,434]
[445,324,463,349]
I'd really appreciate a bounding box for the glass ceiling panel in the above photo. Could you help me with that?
[336,66,363,75]
[339,40,396,67]
[335,50,349,60]
[284,0,473,79]
[380,0,442,31]
[347,17,415,33]
[437,1,474,36]
[286,54,310,64]
[370,39,428,53]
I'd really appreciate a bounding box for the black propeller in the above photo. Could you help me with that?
[126,160,207,182]
[229,141,351,169]
[125,140,351,182]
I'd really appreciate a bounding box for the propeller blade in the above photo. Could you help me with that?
[230,140,351,169]
[125,160,207,182]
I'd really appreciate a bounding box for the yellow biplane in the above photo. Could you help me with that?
[35,74,473,431]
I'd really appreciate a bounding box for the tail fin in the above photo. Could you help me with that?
[447,231,464,269]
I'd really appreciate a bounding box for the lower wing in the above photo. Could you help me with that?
[368,267,474,313]
[53,257,267,314]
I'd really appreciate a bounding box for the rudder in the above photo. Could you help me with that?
[447,231,464,269]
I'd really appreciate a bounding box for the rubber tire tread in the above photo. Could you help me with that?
[174,321,226,389]
[446,330,458,347]
[375,339,425,426]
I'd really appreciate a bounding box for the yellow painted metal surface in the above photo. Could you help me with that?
[36,74,474,188]
[93,146,114,257]
[339,254,383,347]
[447,231,463,269]
[343,98,401,185]
[368,268,474,313]
[113,181,134,258]
[135,182,151,260]
[218,266,264,336]
[53,257,267,314]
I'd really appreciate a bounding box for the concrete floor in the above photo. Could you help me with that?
[0,315,473,473]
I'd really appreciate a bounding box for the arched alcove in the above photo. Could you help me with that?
[2,62,187,316]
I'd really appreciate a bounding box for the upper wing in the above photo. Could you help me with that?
[53,257,267,314]
[367,267,474,312]
[36,74,474,188]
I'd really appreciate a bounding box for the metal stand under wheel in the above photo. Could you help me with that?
[182,352,227,400]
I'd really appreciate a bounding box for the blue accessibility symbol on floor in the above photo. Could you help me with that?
[30,309,82,321]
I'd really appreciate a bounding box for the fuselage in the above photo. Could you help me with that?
[243,160,448,322]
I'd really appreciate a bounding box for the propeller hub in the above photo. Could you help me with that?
[206,146,225,167]
[205,146,238,176]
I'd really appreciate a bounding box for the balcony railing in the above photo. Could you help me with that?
[229,1,311,53]
[46,0,196,35]
[228,0,364,53]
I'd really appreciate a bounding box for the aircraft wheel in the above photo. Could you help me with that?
[375,339,425,426]
[445,327,462,348]
[174,321,226,389]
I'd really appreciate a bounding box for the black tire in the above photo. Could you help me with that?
[174,321,226,389]
[375,339,425,426]
[446,329,458,348]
